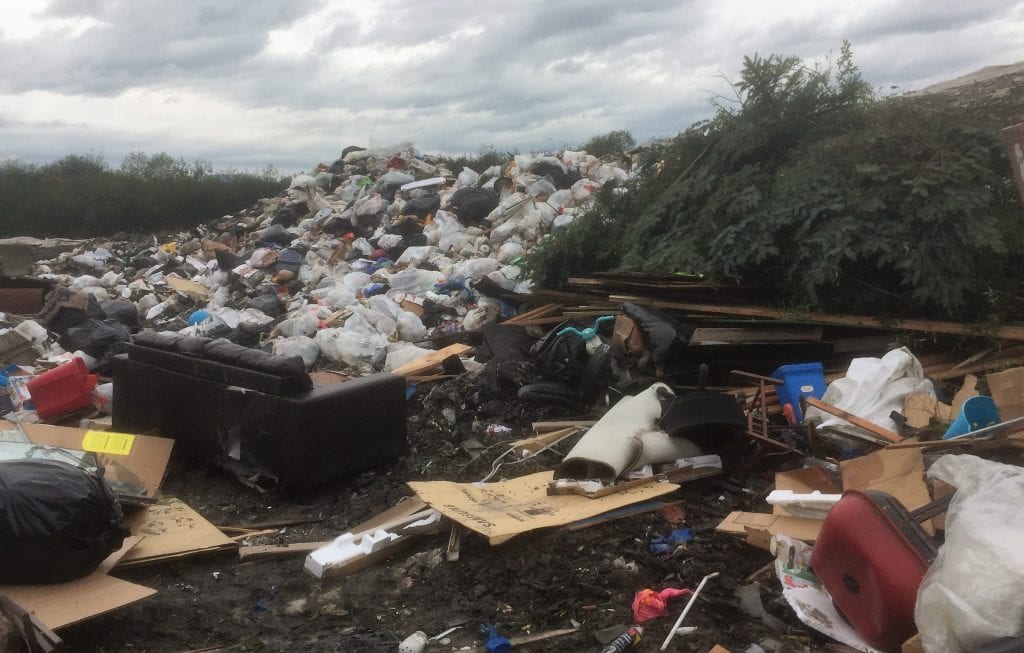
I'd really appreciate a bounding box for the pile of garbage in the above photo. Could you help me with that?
[3,143,1024,653]
[1,143,628,417]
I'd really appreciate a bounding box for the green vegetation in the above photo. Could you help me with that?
[526,44,1024,322]
[579,129,636,158]
[0,152,285,238]
[440,145,519,174]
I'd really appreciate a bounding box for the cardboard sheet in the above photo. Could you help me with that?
[987,366,1024,423]
[840,448,929,512]
[409,471,679,544]
[7,422,174,501]
[0,574,156,631]
[0,535,153,631]
[715,511,822,549]
[902,375,978,429]
[772,467,841,516]
[120,498,236,566]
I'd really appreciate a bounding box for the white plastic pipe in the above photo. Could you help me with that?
[660,571,719,651]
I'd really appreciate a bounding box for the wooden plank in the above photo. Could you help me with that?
[467,628,579,652]
[690,326,823,344]
[563,500,671,531]
[238,498,428,562]
[532,420,598,432]
[390,344,474,377]
[446,523,464,562]
[504,303,562,325]
[805,397,901,443]
[238,541,328,562]
[605,295,1024,340]
[506,316,572,326]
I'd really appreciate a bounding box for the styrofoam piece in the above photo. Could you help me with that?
[303,529,399,579]
[405,509,441,529]
[675,454,723,470]
[547,478,605,493]
[765,490,841,519]
[400,176,447,191]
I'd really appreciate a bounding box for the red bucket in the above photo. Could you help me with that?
[26,358,97,420]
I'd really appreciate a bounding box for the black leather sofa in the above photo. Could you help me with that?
[112,330,407,487]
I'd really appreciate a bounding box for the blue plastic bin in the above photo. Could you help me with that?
[771,362,827,423]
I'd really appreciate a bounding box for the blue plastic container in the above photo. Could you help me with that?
[772,362,827,423]
[943,395,1000,439]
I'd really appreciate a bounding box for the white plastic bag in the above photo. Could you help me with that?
[388,268,444,293]
[272,336,319,368]
[915,455,1024,653]
[457,167,479,189]
[316,327,387,367]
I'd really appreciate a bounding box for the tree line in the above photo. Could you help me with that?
[0,152,286,238]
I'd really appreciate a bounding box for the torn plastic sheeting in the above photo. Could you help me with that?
[771,534,883,653]
[916,455,1024,653]
[805,347,933,447]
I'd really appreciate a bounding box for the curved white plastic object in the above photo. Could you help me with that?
[554,383,671,483]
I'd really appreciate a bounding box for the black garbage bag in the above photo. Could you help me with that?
[402,195,441,219]
[0,459,130,584]
[255,224,295,247]
[61,319,132,359]
[100,299,141,332]
[450,187,498,225]
[530,326,589,387]
[620,302,695,369]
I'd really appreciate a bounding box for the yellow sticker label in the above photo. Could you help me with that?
[82,430,136,456]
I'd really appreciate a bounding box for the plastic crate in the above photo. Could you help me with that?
[771,362,826,423]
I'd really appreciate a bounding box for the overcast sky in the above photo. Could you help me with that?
[1,0,1022,174]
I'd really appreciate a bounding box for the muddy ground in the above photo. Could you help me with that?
[36,375,821,653]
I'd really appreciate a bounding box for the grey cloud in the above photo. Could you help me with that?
[1,0,1022,171]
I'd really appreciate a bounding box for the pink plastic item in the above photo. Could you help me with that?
[631,587,692,623]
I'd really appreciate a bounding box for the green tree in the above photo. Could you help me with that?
[580,130,637,158]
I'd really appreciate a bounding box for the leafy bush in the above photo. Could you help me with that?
[0,152,285,238]
[528,44,1024,321]
[579,130,637,158]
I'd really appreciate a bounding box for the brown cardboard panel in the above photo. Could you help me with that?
[772,467,841,516]
[715,511,822,548]
[409,471,678,545]
[841,447,933,535]
[840,448,929,511]
[987,366,1024,422]
[0,574,155,631]
[120,498,236,566]
[17,423,173,500]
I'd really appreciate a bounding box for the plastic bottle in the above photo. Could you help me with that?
[597,625,643,652]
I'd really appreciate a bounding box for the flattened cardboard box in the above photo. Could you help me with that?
[121,498,236,566]
[410,470,679,545]
[0,421,175,501]
[716,511,822,549]
[0,536,154,631]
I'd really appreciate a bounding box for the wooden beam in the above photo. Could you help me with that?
[390,343,474,377]
[532,420,598,432]
[238,541,328,561]
[804,397,901,443]
[605,295,1024,340]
